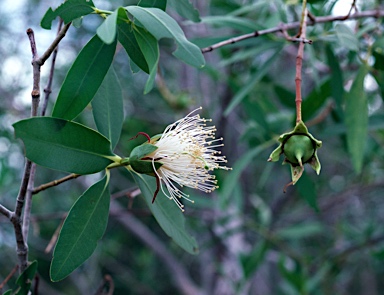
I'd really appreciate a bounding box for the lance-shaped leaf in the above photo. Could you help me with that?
[167,0,201,22]
[13,117,115,174]
[41,0,95,30]
[16,260,38,294]
[92,66,123,149]
[138,0,166,10]
[335,24,359,52]
[126,6,205,68]
[97,7,128,44]
[117,22,150,73]
[345,65,369,174]
[50,174,110,281]
[131,171,198,254]
[52,34,117,121]
[134,26,160,93]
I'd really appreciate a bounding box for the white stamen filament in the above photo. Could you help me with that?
[146,107,231,211]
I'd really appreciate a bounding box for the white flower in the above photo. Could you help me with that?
[146,107,231,211]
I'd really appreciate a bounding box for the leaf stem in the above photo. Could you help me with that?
[107,158,131,169]
[92,8,113,17]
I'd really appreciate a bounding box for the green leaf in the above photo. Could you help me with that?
[345,65,369,174]
[117,22,150,73]
[373,70,384,103]
[96,8,122,44]
[139,0,167,10]
[129,143,162,174]
[302,79,331,121]
[52,34,117,120]
[72,17,83,28]
[240,242,268,279]
[220,141,274,206]
[134,26,160,93]
[224,46,282,116]
[15,260,38,295]
[13,117,114,174]
[372,37,384,71]
[126,6,205,68]
[40,0,95,30]
[220,42,280,67]
[92,66,123,149]
[325,45,344,119]
[131,172,198,254]
[296,172,318,211]
[167,0,200,22]
[278,257,304,292]
[276,223,323,239]
[306,263,331,293]
[200,15,260,32]
[3,290,12,295]
[274,85,295,108]
[335,24,359,52]
[130,143,158,159]
[50,174,110,282]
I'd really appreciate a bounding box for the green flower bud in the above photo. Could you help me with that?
[129,143,162,175]
[268,121,322,190]
[283,134,315,165]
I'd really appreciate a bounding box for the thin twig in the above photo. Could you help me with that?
[45,218,65,254]
[111,187,141,200]
[11,28,41,274]
[13,24,71,274]
[201,9,384,53]
[34,274,39,295]
[341,0,357,20]
[0,204,12,219]
[26,29,40,117]
[22,163,36,243]
[94,274,115,295]
[332,234,384,262]
[32,174,80,195]
[0,265,19,291]
[12,160,32,272]
[41,19,64,116]
[306,101,334,127]
[37,22,71,66]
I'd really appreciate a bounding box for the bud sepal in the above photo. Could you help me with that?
[129,143,163,175]
[268,120,322,190]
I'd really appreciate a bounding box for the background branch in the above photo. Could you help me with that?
[201,9,384,53]
[0,265,19,293]
[110,200,203,295]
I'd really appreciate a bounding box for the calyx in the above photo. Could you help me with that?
[268,121,322,191]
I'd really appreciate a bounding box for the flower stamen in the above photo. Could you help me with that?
[143,107,231,211]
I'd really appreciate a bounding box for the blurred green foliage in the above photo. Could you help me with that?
[1,0,384,294]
